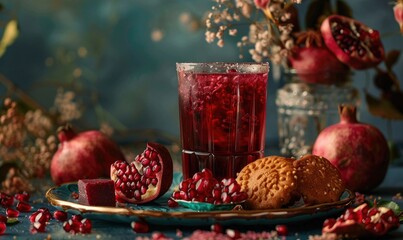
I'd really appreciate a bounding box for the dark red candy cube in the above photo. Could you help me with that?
[78,179,116,207]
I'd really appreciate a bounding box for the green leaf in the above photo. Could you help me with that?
[0,19,19,57]
[365,92,403,120]
[378,201,401,215]
[385,50,401,70]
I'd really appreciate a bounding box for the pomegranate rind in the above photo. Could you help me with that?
[322,203,400,238]
[50,127,126,185]
[110,142,173,204]
[289,47,350,85]
[312,105,389,192]
[320,15,385,70]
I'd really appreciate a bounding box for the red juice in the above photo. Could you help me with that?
[177,63,269,180]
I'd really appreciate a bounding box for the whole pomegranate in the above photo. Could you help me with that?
[110,142,173,204]
[50,125,126,185]
[312,105,389,192]
[321,15,385,69]
[289,31,349,85]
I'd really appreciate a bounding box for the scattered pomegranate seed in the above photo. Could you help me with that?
[131,221,150,233]
[29,211,51,224]
[80,218,92,234]
[71,214,83,222]
[211,223,224,233]
[0,193,14,207]
[275,224,288,236]
[63,219,81,234]
[151,232,167,240]
[226,229,241,239]
[6,208,19,218]
[53,210,68,222]
[31,221,46,233]
[16,201,32,212]
[0,222,6,235]
[14,192,30,202]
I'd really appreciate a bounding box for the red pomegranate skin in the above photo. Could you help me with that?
[50,126,126,185]
[312,105,389,192]
[288,34,349,85]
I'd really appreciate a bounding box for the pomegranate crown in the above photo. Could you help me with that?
[294,30,324,48]
[338,104,358,123]
[57,124,77,142]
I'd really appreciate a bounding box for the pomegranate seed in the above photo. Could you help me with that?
[131,221,149,233]
[192,172,204,181]
[323,218,336,228]
[167,199,178,208]
[6,208,19,218]
[276,225,288,236]
[201,168,214,179]
[80,218,92,234]
[188,189,197,199]
[29,211,51,224]
[221,178,236,187]
[226,229,241,239]
[0,193,14,207]
[31,221,46,233]
[53,210,68,222]
[228,182,241,194]
[211,223,223,233]
[373,222,385,233]
[212,188,221,199]
[63,219,80,234]
[195,179,205,193]
[151,232,167,240]
[221,192,231,203]
[14,192,30,202]
[0,222,6,235]
[71,214,83,222]
[16,201,32,212]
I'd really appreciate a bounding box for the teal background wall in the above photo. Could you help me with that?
[0,0,402,147]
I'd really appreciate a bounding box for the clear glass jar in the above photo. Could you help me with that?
[275,71,359,158]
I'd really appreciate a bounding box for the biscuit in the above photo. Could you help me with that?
[236,156,297,210]
[293,154,345,205]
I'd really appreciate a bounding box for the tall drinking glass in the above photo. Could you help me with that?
[176,62,269,180]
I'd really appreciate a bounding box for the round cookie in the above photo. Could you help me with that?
[236,156,298,210]
[293,154,345,205]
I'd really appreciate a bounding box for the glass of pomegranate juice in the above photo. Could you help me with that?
[176,62,269,180]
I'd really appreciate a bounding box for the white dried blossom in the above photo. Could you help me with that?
[229,29,238,36]
[205,31,216,43]
[217,39,225,47]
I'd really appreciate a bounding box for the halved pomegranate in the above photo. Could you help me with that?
[110,142,173,204]
[288,30,349,85]
[321,15,385,69]
[322,203,400,238]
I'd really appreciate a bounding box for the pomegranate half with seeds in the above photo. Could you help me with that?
[321,14,385,69]
[110,142,173,204]
[322,203,400,238]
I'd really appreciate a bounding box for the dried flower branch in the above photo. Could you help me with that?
[205,0,301,63]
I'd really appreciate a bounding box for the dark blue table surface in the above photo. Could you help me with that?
[2,164,403,240]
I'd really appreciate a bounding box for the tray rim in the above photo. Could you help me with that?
[45,183,355,221]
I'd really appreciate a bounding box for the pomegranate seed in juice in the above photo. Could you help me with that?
[177,63,268,180]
